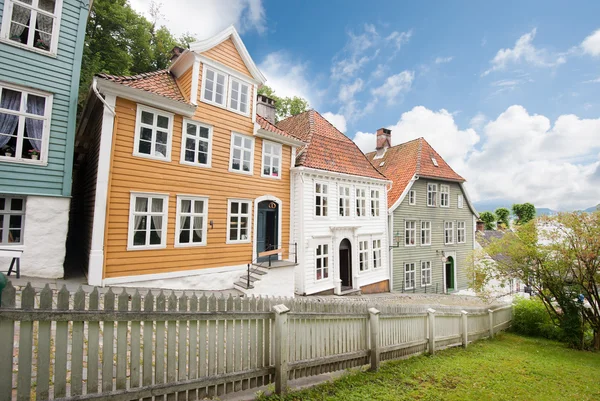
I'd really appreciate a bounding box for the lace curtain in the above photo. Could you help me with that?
[25,95,44,151]
[9,5,29,40]
[0,90,20,148]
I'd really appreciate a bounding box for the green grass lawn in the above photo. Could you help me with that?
[260,333,600,401]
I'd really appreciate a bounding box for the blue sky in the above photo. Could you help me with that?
[130,0,600,211]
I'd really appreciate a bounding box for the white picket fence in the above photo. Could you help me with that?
[0,282,512,400]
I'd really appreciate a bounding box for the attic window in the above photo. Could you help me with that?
[379,161,385,167]
[431,157,439,167]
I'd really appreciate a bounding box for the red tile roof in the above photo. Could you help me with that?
[277,110,387,180]
[96,70,188,103]
[256,114,304,143]
[366,137,465,206]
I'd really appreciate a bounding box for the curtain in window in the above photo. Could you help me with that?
[151,199,163,242]
[25,95,44,151]
[9,5,29,40]
[193,216,203,241]
[35,13,53,47]
[0,90,21,148]
[134,197,146,232]
[179,200,191,239]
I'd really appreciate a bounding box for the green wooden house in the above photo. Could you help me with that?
[0,0,90,277]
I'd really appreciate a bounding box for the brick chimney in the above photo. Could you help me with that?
[374,128,391,158]
[476,220,485,232]
[170,46,185,63]
[256,94,276,124]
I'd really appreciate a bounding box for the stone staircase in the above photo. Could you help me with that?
[233,260,297,295]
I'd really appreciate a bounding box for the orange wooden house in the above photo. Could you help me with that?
[70,26,304,293]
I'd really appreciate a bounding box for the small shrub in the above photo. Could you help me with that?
[511,296,562,340]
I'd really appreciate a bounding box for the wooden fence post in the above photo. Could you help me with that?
[368,307,380,371]
[427,308,436,355]
[273,303,290,395]
[461,310,468,348]
[488,309,494,338]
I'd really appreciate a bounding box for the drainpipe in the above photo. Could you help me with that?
[92,78,116,115]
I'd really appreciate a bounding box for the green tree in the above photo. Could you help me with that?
[512,203,536,225]
[257,85,309,122]
[495,207,511,229]
[477,212,600,349]
[479,211,497,230]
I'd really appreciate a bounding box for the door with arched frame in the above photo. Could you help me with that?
[339,238,352,289]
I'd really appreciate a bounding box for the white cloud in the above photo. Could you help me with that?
[470,113,487,129]
[385,30,413,50]
[371,64,387,79]
[583,77,600,83]
[129,0,265,38]
[435,56,453,64]
[258,52,316,107]
[352,105,600,210]
[483,29,566,76]
[322,112,347,133]
[581,28,600,57]
[331,24,380,80]
[338,79,364,103]
[371,71,414,104]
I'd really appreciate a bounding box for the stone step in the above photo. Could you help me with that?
[234,281,254,290]
[238,275,261,283]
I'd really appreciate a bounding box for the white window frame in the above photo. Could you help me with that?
[355,187,367,217]
[201,64,228,108]
[226,198,252,244]
[0,195,25,245]
[261,140,282,179]
[421,221,431,246]
[179,119,212,168]
[315,181,329,217]
[229,132,254,175]
[421,261,432,287]
[405,262,416,290]
[457,221,466,244]
[440,184,450,208]
[338,184,351,217]
[133,105,173,162]
[457,194,464,209]
[127,192,169,250]
[175,195,208,247]
[372,239,382,269]
[359,239,369,272]
[370,189,380,217]
[408,190,416,205]
[427,183,438,207]
[405,220,416,247]
[444,221,454,245]
[315,242,330,281]
[228,76,251,116]
[0,0,63,56]
[0,82,52,165]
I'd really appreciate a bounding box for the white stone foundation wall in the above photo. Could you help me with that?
[0,196,69,279]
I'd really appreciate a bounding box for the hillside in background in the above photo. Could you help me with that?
[473,200,599,215]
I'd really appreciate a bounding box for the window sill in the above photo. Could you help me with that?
[0,244,25,251]
[260,173,282,180]
[0,156,48,167]
[0,38,57,58]
[174,242,207,248]
[226,240,251,245]
[127,244,167,251]
[133,152,171,163]
[180,160,211,169]
[421,284,432,288]
[228,167,254,176]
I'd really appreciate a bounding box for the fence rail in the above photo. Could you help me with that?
[0,282,512,400]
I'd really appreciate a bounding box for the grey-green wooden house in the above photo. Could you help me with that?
[366,129,479,294]
[0,0,91,278]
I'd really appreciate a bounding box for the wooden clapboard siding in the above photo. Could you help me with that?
[104,96,291,278]
[0,0,90,197]
[202,38,252,76]
[177,66,193,103]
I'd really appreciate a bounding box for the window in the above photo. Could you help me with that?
[0,83,51,164]
[338,185,351,217]
[372,239,382,269]
[315,182,328,217]
[261,141,281,178]
[356,188,367,217]
[405,263,416,290]
[227,200,251,243]
[421,261,432,287]
[440,185,450,207]
[405,220,416,246]
[359,240,369,271]
[444,221,454,245]
[408,190,416,205]
[128,193,168,249]
[175,196,208,247]
[315,243,329,280]
[427,183,438,207]
[134,106,172,161]
[0,196,25,244]
[228,77,250,115]
[1,0,62,54]
[421,221,431,246]
[457,194,464,209]
[229,132,254,174]
[202,66,227,106]
[181,120,211,167]
[370,189,380,217]
[457,221,466,243]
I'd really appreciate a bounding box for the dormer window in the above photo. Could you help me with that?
[229,77,249,115]
[202,67,227,107]
[1,0,62,55]
[431,157,439,167]
[201,64,252,116]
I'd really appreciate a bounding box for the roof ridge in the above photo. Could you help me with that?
[97,69,170,82]
[415,137,423,175]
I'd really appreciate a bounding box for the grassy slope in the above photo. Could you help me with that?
[262,333,600,401]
